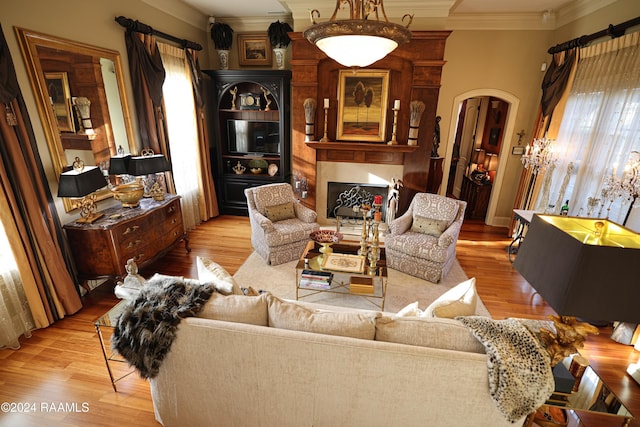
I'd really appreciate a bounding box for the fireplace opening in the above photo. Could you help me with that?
[326,182,389,221]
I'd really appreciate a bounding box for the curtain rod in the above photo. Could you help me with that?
[548,15,640,54]
[115,16,203,51]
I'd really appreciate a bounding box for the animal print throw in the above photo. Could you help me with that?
[456,316,554,423]
[111,275,216,379]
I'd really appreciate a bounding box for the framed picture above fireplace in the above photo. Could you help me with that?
[336,69,389,142]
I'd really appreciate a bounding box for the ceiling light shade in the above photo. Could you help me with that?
[304,1,412,68]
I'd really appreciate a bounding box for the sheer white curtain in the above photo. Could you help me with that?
[158,42,202,230]
[539,32,640,223]
[0,220,34,349]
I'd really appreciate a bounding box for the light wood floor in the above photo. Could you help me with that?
[0,216,638,426]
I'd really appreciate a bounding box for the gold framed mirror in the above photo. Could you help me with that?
[15,27,136,212]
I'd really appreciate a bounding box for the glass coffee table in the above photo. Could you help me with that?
[94,300,134,392]
[295,240,387,310]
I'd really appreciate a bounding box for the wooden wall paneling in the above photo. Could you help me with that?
[290,31,451,215]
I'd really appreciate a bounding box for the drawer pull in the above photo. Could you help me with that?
[167,206,176,213]
[127,240,142,249]
[123,225,140,235]
[171,218,177,224]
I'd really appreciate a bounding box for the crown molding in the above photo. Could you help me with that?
[141,0,207,30]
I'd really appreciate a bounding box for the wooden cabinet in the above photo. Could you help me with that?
[63,194,190,282]
[460,176,492,220]
[203,70,291,215]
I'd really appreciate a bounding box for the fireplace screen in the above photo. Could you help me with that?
[327,182,388,221]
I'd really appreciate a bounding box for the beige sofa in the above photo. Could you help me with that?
[148,291,530,427]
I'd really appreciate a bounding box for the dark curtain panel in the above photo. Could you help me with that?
[0,24,82,323]
[124,30,167,154]
[541,49,577,119]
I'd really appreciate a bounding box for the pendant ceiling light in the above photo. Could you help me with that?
[304,0,413,68]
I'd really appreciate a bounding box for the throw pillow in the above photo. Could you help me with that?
[197,292,269,326]
[375,316,485,353]
[266,294,379,340]
[264,202,295,222]
[421,277,478,318]
[396,301,422,317]
[196,256,243,295]
[410,215,449,237]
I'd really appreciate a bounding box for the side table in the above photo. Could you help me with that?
[94,300,134,392]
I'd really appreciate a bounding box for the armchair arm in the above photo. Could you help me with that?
[388,209,413,235]
[437,221,461,248]
[251,211,275,233]
[294,202,317,223]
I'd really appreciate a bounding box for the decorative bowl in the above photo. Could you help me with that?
[310,230,344,244]
[250,167,263,174]
[111,182,144,208]
[310,230,343,256]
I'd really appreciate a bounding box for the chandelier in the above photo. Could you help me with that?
[521,137,556,174]
[304,0,413,68]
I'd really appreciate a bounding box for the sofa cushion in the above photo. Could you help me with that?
[411,215,449,237]
[422,277,478,318]
[266,294,379,340]
[396,301,421,317]
[375,316,485,353]
[197,292,269,326]
[265,202,296,222]
[197,256,243,295]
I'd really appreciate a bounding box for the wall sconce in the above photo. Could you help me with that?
[57,157,107,223]
[521,137,556,175]
[293,173,308,199]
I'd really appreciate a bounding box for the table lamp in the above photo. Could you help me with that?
[127,151,171,200]
[58,157,107,224]
[513,214,640,364]
[483,153,499,182]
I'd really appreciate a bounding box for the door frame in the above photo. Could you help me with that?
[441,89,520,226]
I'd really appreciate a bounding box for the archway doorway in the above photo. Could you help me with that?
[441,89,519,226]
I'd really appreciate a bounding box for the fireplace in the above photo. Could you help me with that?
[326,182,389,221]
[315,161,404,226]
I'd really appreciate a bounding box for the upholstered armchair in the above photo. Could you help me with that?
[385,193,466,283]
[245,183,320,265]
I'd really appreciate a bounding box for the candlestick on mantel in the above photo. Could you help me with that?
[387,100,400,145]
[320,98,330,142]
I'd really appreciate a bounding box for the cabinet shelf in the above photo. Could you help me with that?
[204,69,292,216]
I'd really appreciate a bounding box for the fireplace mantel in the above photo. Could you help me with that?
[305,141,417,165]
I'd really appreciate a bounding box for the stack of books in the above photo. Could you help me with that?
[299,269,333,290]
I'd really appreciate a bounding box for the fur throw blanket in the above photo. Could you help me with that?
[111,275,216,379]
[456,316,554,423]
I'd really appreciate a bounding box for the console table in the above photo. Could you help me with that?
[63,194,190,285]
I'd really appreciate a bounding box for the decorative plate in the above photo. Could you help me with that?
[268,164,278,176]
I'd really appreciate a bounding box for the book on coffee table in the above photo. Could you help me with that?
[321,253,365,274]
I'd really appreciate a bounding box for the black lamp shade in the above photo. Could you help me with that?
[128,154,170,176]
[108,154,131,175]
[513,214,640,323]
[57,166,106,198]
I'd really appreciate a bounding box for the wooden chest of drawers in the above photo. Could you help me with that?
[63,194,190,282]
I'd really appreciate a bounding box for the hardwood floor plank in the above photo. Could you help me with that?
[0,215,637,426]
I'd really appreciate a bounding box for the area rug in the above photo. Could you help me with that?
[233,252,490,315]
